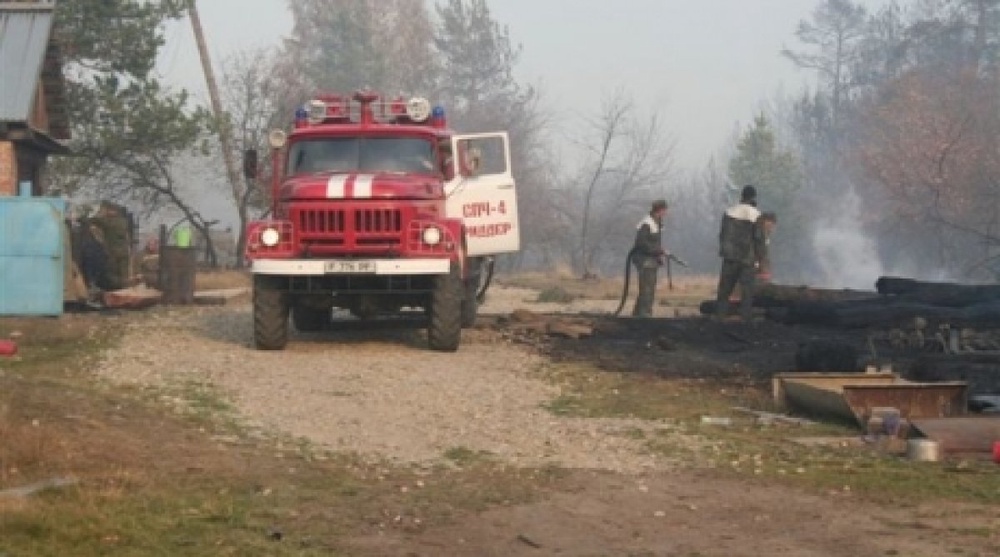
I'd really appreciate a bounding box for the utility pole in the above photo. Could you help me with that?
[187,0,242,267]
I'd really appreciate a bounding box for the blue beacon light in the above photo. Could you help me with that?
[431,105,446,128]
[294,106,309,128]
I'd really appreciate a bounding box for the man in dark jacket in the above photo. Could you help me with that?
[631,199,669,317]
[714,186,767,322]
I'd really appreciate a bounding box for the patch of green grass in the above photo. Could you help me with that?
[535,361,1000,507]
[179,380,236,416]
[443,446,494,465]
[1,473,354,556]
[538,362,735,421]
[680,425,1000,506]
[535,286,575,304]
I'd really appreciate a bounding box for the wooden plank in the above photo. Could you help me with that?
[910,417,1000,454]
[102,286,162,310]
[772,372,967,427]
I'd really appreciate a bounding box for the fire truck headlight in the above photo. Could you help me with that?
[406,97,431,122]
[421,226,442,246]
[261,227,281,247]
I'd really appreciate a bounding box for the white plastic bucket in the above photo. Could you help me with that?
[907,439,940,462]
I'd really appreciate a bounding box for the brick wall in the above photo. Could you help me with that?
[0,141,16,196]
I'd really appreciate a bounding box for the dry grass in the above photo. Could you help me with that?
[498,271,715,300]
[194,269,251,291]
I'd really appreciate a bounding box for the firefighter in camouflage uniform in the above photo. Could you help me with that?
[714,185,767,323]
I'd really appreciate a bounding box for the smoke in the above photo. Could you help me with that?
[810,188,882,290]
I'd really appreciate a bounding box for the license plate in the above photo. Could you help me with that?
[324,260,376,274]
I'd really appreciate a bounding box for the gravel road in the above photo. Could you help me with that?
[97,287,684,474]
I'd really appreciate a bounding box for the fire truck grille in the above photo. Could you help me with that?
[355,209,402,234]
[355,209,402,246]
[298,209,346,233]
[296,207,403,248]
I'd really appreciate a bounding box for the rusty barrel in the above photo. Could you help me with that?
[160,246,196,304]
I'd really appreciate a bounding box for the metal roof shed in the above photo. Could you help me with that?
[0,1,69,196]
[0,4,53,120]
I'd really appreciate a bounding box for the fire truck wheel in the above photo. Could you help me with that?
[253,275,289,350]
[292,305,329,332]
[428,268,462,351]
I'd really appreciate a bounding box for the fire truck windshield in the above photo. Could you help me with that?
[287,137,436,175]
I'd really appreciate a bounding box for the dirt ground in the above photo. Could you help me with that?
[20,280,997,556]
[348,469,998,557]
[87,282,997,555]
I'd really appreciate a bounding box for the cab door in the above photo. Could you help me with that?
[444,132,520,256]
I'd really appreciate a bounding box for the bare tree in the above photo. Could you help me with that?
[217,48,298,266]
[573,91,675,277]
[782,0,869,127]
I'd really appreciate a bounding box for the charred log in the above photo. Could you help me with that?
[911,355,1000,395]
[755,283,877,307]
[699,283,876,316]
[876,276,1000,307]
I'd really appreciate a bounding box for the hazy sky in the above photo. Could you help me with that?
[155,0,889,228]
[157,1,871,166]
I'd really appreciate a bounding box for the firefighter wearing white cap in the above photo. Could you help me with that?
[631,199,669,317]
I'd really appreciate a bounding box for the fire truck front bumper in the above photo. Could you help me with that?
[251,258,451,276]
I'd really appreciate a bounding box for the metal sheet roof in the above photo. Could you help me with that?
[0,4,55,123]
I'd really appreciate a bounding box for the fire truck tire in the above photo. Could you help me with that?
[428,269,462,352]
[253,275,289,350]
[292,305,329,332]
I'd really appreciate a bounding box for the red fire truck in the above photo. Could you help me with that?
[244,91,519,351]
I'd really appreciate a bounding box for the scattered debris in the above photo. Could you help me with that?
[102,285,162,310]
[193,287,250,306]
[0,477,78,498]
[731,406,814,426]
[503,309,595,340]
[700,416,732,426]
[787,436,864,448]
[516,534,542,549]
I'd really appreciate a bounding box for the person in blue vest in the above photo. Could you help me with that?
[714,185,768,322]
[631,199,670,317]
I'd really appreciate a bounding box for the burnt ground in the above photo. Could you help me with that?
[535,315,873,384]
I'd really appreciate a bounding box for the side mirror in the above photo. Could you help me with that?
[243,149,258,180]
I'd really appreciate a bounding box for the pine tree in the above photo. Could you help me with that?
[728,114,804,279]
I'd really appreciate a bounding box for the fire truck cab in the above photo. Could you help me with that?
[245,91,519,351]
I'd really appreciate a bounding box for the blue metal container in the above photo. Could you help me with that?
[0,196,66,316]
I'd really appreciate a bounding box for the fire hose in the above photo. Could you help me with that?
[612,248,688,317]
